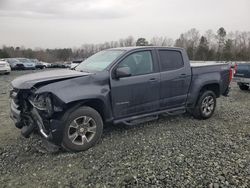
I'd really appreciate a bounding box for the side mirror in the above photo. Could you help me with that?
[115,66,131,78]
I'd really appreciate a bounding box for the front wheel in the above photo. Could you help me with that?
[61,106,103,152]
[192,90,216,119]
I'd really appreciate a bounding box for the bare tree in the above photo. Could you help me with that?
[150,36,173,46]
[124,36,135,46]
[1,29,250,61]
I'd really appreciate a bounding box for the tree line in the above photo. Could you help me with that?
[0,27,250,62]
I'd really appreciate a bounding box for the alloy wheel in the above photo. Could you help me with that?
[67,116,97,146]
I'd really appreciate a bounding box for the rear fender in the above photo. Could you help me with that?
[186,73,221,108]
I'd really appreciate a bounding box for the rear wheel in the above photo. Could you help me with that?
[239,83,249,91]
[192,90,216,119]
[61,106,103,152]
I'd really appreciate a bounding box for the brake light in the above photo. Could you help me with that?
[234,64,238,74]
[229,64,237,82]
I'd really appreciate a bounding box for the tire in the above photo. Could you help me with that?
[192,90,216,120]
[239,84,249,91]
[61,106,103,152]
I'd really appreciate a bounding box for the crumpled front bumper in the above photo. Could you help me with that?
[10,99,22,128]
[10,98,64,146]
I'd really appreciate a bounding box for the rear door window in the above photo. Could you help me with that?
[158,50,184,71]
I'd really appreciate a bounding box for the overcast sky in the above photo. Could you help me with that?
[0,0,249,48]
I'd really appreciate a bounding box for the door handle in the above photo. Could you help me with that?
[178,74,186,78]
[149,78,158,82]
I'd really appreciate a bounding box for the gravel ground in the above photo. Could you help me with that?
[0,70,249,188]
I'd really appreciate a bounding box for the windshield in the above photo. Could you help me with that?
[75,50,125,72]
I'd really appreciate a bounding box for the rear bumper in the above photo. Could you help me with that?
[0,67,11,73]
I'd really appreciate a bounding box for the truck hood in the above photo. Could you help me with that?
[12,69,91,89]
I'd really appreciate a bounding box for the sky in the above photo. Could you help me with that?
[0,0,249,49]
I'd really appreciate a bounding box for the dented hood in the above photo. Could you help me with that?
[11,69,91,89]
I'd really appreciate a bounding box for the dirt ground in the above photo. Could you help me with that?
[0,70,249,188]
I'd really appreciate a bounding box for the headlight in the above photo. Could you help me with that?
[30,94,54,116]
[31,94,47,110]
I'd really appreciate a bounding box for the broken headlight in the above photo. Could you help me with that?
[30,94,54,116]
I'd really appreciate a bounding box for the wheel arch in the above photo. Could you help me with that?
[65,98,112,123]
[199,83,220,97]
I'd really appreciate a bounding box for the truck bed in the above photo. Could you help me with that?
[190,61,230,75]
[190,61,227,67]
[188,61,231,98]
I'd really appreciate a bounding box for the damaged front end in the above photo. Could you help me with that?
[10,86,65,146]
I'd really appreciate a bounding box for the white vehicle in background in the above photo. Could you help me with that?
[0,60,11,75]
[30,59,45,69]
[41,62,51,68]
[5,58,22,70]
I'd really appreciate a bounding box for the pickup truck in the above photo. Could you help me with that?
[234,63,250,90]
[10,47,232,152]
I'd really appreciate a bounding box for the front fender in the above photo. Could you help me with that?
[35,73,113,121]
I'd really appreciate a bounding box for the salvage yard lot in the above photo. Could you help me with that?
[0,70,249,187]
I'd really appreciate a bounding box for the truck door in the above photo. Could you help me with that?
[157,49,191,109]
[110,50,160,119]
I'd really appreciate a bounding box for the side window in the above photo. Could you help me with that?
[118,51,154,76]
[159,50,184,71]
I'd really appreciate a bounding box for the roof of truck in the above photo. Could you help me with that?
[108,46,183,51]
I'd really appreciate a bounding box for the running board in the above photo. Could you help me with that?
[114,107,186,125]
[123,115,158,126]
[165,109,186,116]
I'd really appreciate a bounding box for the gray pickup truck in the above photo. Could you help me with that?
[234,63,250,90]
[10,47,232,151]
